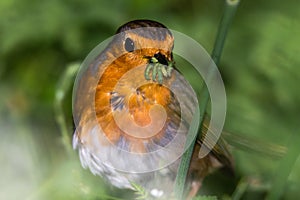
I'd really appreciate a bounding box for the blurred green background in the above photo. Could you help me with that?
[1,0,300,199]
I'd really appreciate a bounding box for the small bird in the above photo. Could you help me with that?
[72,19,233,199]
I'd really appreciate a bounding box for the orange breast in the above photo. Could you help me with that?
[94,53,175,153]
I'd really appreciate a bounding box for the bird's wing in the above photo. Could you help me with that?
[199,115,234,174]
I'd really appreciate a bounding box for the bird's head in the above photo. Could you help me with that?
[108,20,174,67]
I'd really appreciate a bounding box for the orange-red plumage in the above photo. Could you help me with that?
[93,44,175,153]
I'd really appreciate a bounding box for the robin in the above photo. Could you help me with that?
[72,19,233,199]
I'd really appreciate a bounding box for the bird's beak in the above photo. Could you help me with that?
[144,52,173,65]
[143,51,175,83]
[153,52,169,65]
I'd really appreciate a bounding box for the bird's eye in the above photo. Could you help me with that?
[124,38,135,52]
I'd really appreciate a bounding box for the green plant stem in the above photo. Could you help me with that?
[265,132,300,200]
[54,62,80,155]
[174,0,240,199]
[211,0,240,65]
[231,177,249,200]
